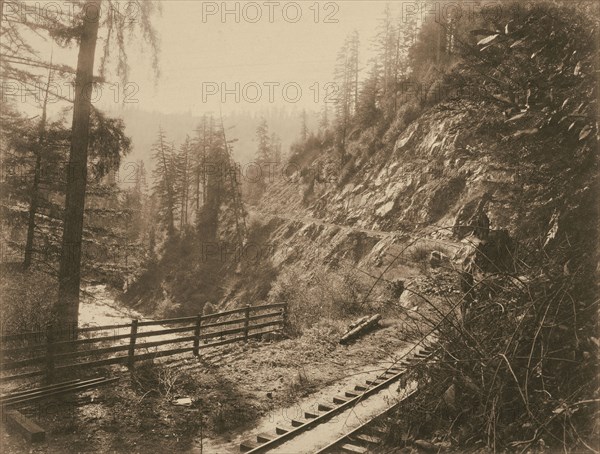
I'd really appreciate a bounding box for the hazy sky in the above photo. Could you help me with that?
[14,1,404,118]
[103,1,394,116]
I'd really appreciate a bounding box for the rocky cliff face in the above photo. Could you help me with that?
[238,101,523,299]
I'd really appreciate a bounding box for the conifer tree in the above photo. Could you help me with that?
[151,128,177,237]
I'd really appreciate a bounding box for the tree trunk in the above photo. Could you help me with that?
[54,0,102,333]
[159,140,175,237]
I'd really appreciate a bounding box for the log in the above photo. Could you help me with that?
[348,316,369,330]
[339,314,381,344]
[3,410,46,442]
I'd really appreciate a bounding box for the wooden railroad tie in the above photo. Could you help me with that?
[3,410,45,443]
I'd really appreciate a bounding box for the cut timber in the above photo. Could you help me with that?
[353,434,382,445]
[318,403,334,411]
[339,314,381,345]
[275,425,291,435]
[333,395,350,404]
[340,443,368,453]
[240,439,260,452]
[256,433,273,443]
[4,410,45,442]
[348,316,369,330]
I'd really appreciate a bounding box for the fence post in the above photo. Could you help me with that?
[128,319,138,370]
[244,305,250,342]
[281,303,288,330]
[193,314,201,356]
[45,324,54,384]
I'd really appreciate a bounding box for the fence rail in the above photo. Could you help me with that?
[0,303,287,383]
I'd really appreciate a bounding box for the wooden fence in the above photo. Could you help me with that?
[0,303,287,383]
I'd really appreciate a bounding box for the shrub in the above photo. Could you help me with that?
[285,368,314,397]
[0,269,56,334]
[131,361,184,399]
[269,263,370,336]
[384,101,423,146]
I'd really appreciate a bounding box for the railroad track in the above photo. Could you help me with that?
[240,341,438,453]
[314,389,420,454]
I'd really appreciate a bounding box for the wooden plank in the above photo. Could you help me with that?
[128,319,138,370]
[1,323,132,347]
[0,370,45,383]
[2,356,47,371]
[339,443,367,453]
[198,330,272,350]
[199,335,245,350]
[248,320,283,332]
[76,323,131,333]
[0,331,44,343]
[199,306,248,321]
[52,331,132,347]
[200,320,282,342]
[135,335,196,350]
[130,346,195,363]
[250,302,287,311]
[199,316,246,330]
[1,344,46,357]
[134,325,195,339]
[52,343,131,361]
[1,322,134,354]
[56,354,129,372]
[248,311,283,322]
[193,315,201,356]
[199,303,285,322]
[4,410,45,442]
[137,316,196,327]
[201,325,246,341]
[244,305,251,342]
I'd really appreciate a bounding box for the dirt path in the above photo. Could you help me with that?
[248,208,397,240]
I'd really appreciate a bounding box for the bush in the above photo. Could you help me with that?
[384,101,423,146]
[269,263,370,336]
[130,361,187,400]
[285,368,314,397]
[391,227,598,452]
[0,269,56,334]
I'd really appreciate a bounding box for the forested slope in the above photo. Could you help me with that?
[124,3,598,449]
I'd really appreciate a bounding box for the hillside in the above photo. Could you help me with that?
[121,2,598,451]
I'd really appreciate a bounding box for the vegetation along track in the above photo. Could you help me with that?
[240,339,439,453]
